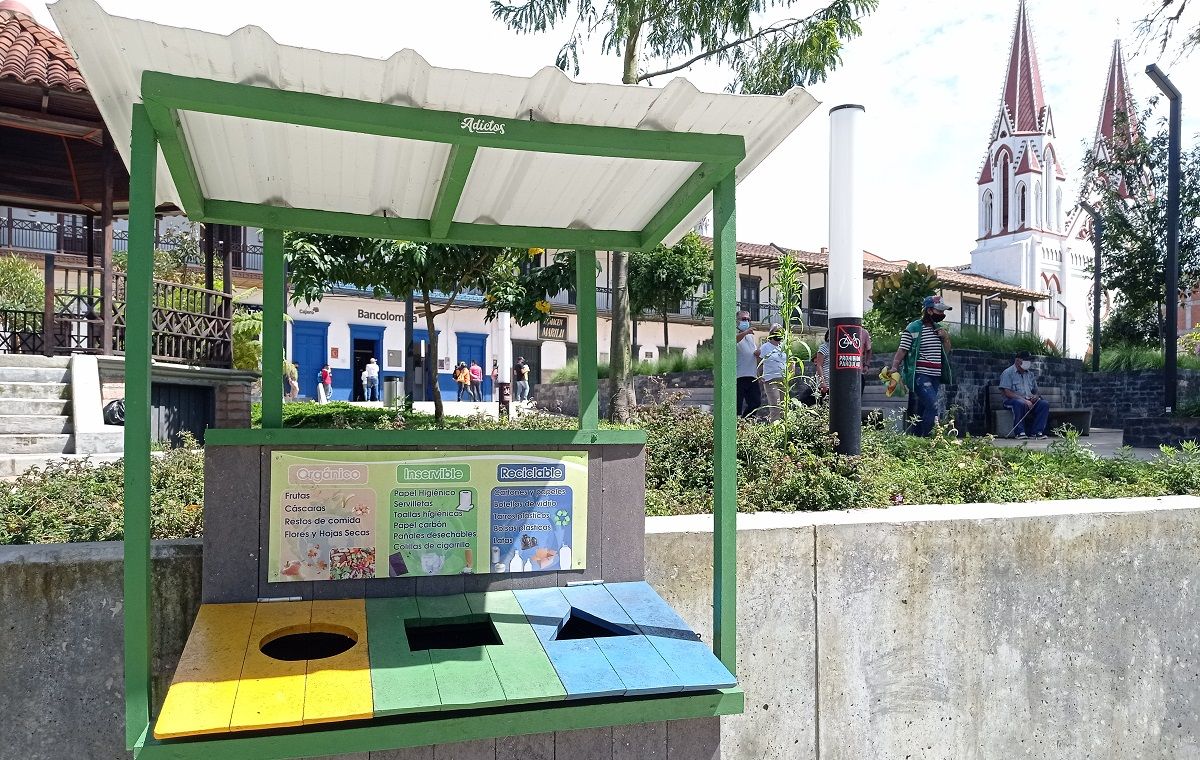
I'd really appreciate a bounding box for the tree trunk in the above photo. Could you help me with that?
[422,291,443,424]
[606,31,644,424]
[663,310,669,354]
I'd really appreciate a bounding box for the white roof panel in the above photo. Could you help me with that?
[50,0,821,245]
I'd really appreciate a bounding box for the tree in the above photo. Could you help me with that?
[629,232,712,352]
[286,235,526,423]
[1082,105,1200,345]
[0,252,44,311]
[869,262,940,336]
[1138,0,1198,59]
[490,0,879,422]
[480,248,577,327]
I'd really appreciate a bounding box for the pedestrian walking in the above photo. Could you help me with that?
[453,362,470,401]
[513,356,531,401]
[814,330,831,398]
[468,359,484,402]
[363,357,380,402]
[887,295,954,436]
[756,324,791,421]
[734,310,761,418]
[491,360,499,401]
[318,364,333,404]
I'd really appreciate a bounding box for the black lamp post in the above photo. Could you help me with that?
[1080,204,1104,372]
[1146,64,1182,413]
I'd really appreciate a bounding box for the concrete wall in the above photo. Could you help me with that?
[4,495,1199,759]
[1083,369,1200,429]
[1124,416,1200,448]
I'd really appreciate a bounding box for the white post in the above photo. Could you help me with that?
[828,103,866,455]
[497,310,513,415]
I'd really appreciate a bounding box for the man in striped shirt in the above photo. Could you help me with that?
[888,295,954,437]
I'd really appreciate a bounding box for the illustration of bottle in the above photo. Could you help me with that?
[462,548,474,574]
[558,544,572,570]
[508,552,522,572]
[523,559,533,572]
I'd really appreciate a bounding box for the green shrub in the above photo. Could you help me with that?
[0,438,204,544]
[549,349,718,383]
[870,327,1059,358]
[252,401,451,429]
[1090,344,1200,372]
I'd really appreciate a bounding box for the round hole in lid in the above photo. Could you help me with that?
[260,624,358,661]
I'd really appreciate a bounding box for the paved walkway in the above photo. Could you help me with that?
[985,428,1162,460]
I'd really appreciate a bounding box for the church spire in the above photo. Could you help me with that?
[1000,0,1049,134]
[1094,39,1137,148]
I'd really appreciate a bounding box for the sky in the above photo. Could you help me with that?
[27,0,1200,267]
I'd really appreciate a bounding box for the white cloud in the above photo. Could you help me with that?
[28,0,1198,266]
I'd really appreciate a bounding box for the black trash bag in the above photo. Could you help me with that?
[103,398,126,426]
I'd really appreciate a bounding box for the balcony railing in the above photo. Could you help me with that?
[1,217,264,273]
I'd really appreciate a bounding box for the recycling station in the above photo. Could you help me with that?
[49,0,820,756]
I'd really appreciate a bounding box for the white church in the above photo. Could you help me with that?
[966,0,1134,357]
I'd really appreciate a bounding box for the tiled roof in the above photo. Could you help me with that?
[700,236,1045,299]
[0,2,87,93]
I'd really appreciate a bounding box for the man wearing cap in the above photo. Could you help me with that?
[888,295,954,436]
[998,351,1049,439]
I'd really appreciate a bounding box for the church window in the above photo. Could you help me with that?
[1033,182,1042,227]
[1055,186,1063,230]
[1000,163,1011,231]
[981,191,994,236]
[1017,183,1027,228]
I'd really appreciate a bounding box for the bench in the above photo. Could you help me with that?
[862,383,909,427]
[987,385,1092,436]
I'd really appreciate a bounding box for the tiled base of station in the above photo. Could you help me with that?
[154,582,736,740]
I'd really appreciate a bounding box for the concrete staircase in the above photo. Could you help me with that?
[0,355,118,477]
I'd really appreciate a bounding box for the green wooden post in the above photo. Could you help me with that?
[261,229,285,428]
[711,174,737,674]
[123,103,157,749]
[575,250,598,429]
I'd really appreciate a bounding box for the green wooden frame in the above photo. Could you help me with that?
[125,65,741,756]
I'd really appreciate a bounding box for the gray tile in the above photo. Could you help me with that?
[312,578,366,599]
[432,738,496,760]
[613,722,666,760]
[370,746,434,760]
[561,444,604,585]
[554,726,613,760]
[365,576,417,598]
[600,445,646,582]
[416,573,467,596]
[202,445,261,602]
[496,732,554,760]
[665,717,720,760]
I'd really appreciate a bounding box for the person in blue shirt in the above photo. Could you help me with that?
[999,350,1049,439]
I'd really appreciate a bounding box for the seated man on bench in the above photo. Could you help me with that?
[999,350,1050,439]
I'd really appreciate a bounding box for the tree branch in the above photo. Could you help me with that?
[636,15,812,82]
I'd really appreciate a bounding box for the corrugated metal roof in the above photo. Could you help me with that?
[49,0,819,245]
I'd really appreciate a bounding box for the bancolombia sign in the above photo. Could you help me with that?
[460,116,506,135]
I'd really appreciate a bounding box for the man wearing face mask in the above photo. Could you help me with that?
[888,295,954,436]
[755,323,791,421]
[999,350,1049,439]
[734,309,761,418]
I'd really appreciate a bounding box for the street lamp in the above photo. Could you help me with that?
[1146,63,1182,413]
[1079,204,1104,372]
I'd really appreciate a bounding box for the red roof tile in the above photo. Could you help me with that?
[698,237,1044,298]
[0,3,88,93]
[1000,0,1048,134]
[1015,145,1041,174]
[1094,40,1137,149]
[978,158,994,185]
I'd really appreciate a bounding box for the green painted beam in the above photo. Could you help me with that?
[124,103,157,751]
[260,229,285,429]
[638,162,732,250]
[575,250,599,429]
[133,689,743,760]
[429,144,477,238]
[711,175,737,674]
[142,100,206,219]
[203,428,646,447]
[140,72,746,164]
[199,199,644,251]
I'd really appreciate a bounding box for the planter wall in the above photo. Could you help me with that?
[1083,369,1200,430]
[1123,415,1200,448]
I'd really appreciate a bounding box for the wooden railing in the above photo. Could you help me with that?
[0,255,233,368]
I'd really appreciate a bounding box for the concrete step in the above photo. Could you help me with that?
[0,451,122,479]
[0,354,70,369]
[0,416,72,434]
[0,366,70,383]
[0,398,70,416]
[0,433,73,455]
[0,382,69,400]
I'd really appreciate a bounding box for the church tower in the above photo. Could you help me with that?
[970,0,1073,350]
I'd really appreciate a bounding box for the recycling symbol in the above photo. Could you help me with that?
[555,509,571,527]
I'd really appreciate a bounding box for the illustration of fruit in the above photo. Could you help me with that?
[281,561,301,576]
